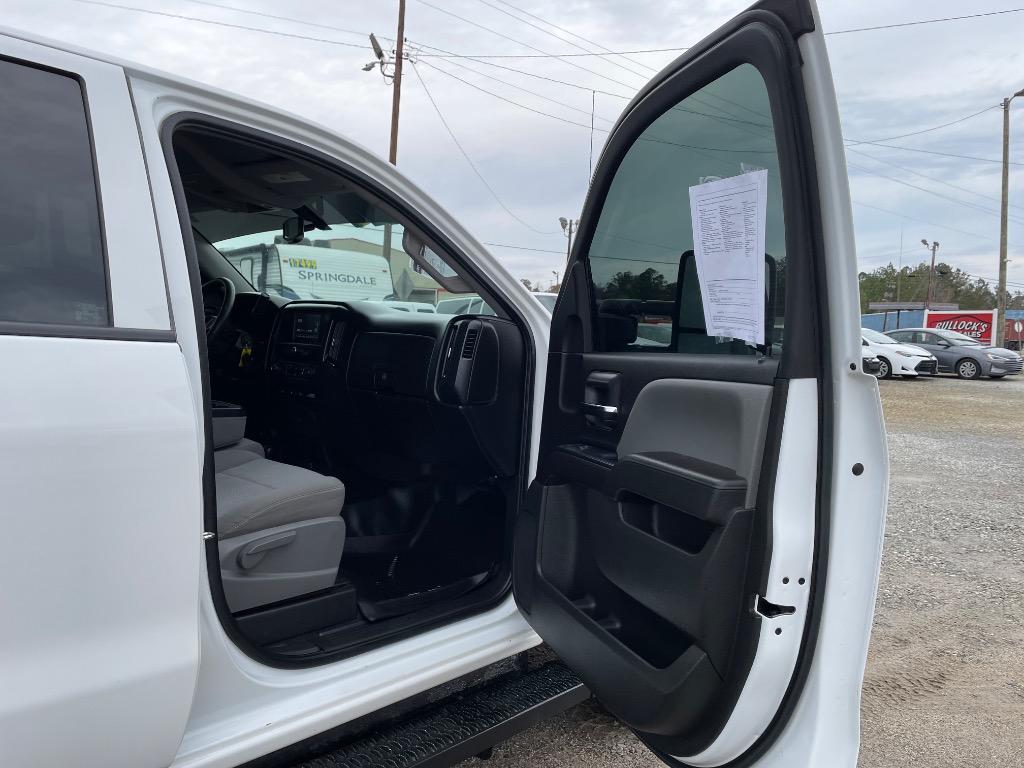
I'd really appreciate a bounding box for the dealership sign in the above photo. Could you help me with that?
[924,309,997,345]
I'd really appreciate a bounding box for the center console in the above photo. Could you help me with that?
[268,306,346,399]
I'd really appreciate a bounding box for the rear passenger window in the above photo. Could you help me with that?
[0,58,108,326]
[586,64,785,356]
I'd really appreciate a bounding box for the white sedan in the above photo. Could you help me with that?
[862,327,938,378]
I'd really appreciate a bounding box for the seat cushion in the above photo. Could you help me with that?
[214,438,265,473]
[215,453,345,539]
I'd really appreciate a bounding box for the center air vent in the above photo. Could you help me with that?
[462,326,480,358]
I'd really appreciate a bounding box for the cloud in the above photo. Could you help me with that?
[4,0,1023,293]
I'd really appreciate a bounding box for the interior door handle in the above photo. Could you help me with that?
[581,402,619,417]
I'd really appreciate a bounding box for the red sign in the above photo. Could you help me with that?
[924,309,997,345]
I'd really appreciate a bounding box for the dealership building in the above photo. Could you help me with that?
[862,303,1024,349]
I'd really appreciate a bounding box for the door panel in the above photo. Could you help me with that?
[513,1,855,764]
[0,35,201,768]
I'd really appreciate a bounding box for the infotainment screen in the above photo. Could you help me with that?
[293,312,323,343]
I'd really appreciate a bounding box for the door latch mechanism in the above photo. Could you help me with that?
[753,594,795,619]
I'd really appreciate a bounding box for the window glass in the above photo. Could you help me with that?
[0,59,108,326]
[586,64,785,355]
[175,126,487,314]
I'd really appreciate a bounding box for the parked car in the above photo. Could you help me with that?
[861,327,937,378]
[887,328,1024,379]
[534,292,559,312]
[0,5,888,768]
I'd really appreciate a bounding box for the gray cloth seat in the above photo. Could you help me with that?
[214,437,266,472]
[214,440,346,612]
[215,451,345,538]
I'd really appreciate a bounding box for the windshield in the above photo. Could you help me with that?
[934,328,983,346]
[862,328,896,344]
[218,222,409,304]
[175,126,491,313]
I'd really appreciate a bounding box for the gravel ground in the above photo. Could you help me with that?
[462,374,1024,768]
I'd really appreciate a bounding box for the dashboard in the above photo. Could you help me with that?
[264,301,526,481]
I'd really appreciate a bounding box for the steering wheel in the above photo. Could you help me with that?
[201,277,236,344]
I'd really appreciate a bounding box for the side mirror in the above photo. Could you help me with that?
[936,339,950,347]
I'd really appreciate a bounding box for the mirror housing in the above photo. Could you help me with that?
[282,216,306,244]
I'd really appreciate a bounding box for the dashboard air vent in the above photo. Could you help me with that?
[461,326,480,359]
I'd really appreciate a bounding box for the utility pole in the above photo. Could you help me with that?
[896,225,904,303]
[389,0,406,165]
[997,88,1023,347]
[922,239,939,309]
[364,4,407,288]
[559,217,577,265]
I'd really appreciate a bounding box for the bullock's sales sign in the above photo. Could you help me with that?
[924,309,997,345]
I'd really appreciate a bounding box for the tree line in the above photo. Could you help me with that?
[858,261,1024,314]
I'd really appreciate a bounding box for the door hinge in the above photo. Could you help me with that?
[753,594,795,619]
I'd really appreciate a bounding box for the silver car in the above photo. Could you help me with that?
[887,328,1024,379]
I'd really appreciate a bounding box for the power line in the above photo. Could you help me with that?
[418,59,778,156]
[414,47,687,59]
[847,160,1024,225]
[408,7,1024,60]
[425,56,617,124]
[483,242,565,253]
[827,7,1024,36]
[851,199,997,242]
[409,61,556,235]
[437,53,1010,171]
[851,138,1024,166]
[847,105,1001,145]
[493,0,660,74]
[471,0,653,80]
[847,146,1024,213]
[180,0,374,40]
[413,51,633,97]
[411,0,644,91]
[413,50,1004,149]
[417,59,604,131]
[69,0,371,49]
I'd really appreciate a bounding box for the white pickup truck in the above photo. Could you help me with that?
[0,2,888,768]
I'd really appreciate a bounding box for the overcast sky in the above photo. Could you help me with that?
[5,0,1023,294]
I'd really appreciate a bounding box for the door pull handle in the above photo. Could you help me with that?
[581,402,619,417]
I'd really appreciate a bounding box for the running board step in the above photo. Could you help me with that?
[265,662,587,768]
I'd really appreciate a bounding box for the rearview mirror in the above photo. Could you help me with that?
[282,216,306,244]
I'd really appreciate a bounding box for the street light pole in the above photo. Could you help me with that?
[922,239,939,309]
[997,88,1023,347]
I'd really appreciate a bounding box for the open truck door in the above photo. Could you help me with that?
[513,1,888,766]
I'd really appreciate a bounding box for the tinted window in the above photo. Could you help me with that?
[0,59,108,326]
[586,65,785,355]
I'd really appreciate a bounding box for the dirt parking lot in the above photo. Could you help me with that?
[465,374,1024,768]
